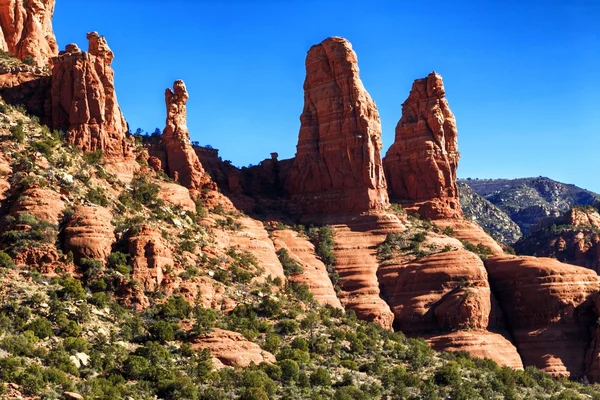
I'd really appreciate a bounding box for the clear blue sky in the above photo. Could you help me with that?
[53,0,600,192]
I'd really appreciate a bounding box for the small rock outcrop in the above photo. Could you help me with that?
[162,80,213,196]
[384,72,461,219]
[128,225,173,292]
[0,0,58,64]
[64,206,114,263]
[287,37,388,214]
[49,33,131,157]
[192,328,275,368]
[10,186,64,224]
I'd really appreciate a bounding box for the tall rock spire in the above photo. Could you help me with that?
[384,72,462,219]
[287,37,389,214]
[162,80,212,194]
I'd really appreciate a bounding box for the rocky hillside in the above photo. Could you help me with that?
[0,2,598,399]
[514,206,600,273]
[458,182,522,245]
[461,177,599,236]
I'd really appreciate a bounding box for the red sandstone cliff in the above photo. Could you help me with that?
[486,255,600,378]
[0,0,58,65]
[287,37,388,214]
[49,33,131,157]
[384,72,461,219]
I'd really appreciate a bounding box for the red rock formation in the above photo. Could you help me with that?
[128,225,173,291]
[435,219,504,255]
[272,229,342,308]
[10,186,64,224]
[376,247,523,369]
[426,331,524,369]
[162,80,213,195]
[213,216,286,282]
[384,72,462,219]
[378,250,491,333]
[64,206,114,262]
[49,33,131,157]
[585,293,600,382]
[564,207,600,228]
[0,0,58,65]
[0,66,51,118]
[327,213,405,329]
[192,328,275,368]
[515,207,600,272]
[287,37,388,214]
[486,255,600,378]
[157,181,196,213]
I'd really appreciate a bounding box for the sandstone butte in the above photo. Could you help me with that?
[287,36,389,214]
[0,0,58,65]
[384,71,462,219]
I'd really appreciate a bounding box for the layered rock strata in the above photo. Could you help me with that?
[272,229,342,308]
[64,206,114,263]
[486,255,600,378]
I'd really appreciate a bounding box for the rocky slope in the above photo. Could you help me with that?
[458,181,522,244]
[514,206,600,273]
[0,4,598,398]
[462,177,599,235]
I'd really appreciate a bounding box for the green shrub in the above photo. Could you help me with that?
[22,55,35,66]
[276,248,303,277]
[278,359,300,383]
[310,367,331,387]
[434,361,461,386]
[10,120,25,143]
[83,150,104,165]
[24,317,53,339]
[0,251,15,268]
[240,387,269,400]
[86,187,109,206]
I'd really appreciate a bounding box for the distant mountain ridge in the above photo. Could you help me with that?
[459,177,599,243]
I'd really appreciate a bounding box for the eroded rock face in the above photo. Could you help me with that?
[435,219,504,255]
[272,229,342,308]
[486,255,600,378]
[128,225,173,292]
[384,72,461,219]
[0,0,58,65]
[192,328,275,368]
[64,206,114,263]
[49,33,130,157]
[162,80,213,195]
[328,213,405,329]
[426,331,524,370]
[10,186,64,224]
[378,249,491,333]
[287,37,388,214]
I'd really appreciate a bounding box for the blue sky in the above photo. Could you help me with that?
[53,0,600,192]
